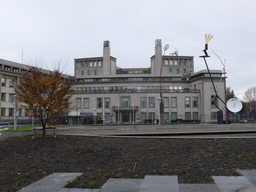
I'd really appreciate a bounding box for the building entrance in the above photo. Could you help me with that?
[122,112,130,122]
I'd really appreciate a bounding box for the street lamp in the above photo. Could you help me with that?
[13,95,17,130]
[159,44,169,125]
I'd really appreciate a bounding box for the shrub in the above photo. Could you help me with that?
[80,183,86,188]
[89,181,98,187]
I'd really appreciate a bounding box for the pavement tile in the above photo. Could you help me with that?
[139,175,179,192]
[238,170,256,186]
[58,189,100,192]
[100,178,143,192]
[19,173,83,192]
[179,184,220,192]
[212,176,256,192]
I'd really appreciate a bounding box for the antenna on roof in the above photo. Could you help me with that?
[170,48,178,56]
[22,46,23,64]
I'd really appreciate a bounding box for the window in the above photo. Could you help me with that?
[140,97,147,108]
[164,112,169,121]
[193,97,198,108]
[171,112,177,120]
[170,60,173,65]
[105,97,110,108]
[105,113,110,121]
[97,98,103,108]
[211,112,217,120]
[193,112,199,120]
[165,59,168,65]
[98,61,101,67]
[83,98,89,109]
[97,113,103,120]
[177,68,179,74]
[18,108,22,116]
[9,108,14,116]
[185,97,191,108]
[174,60,178,65]
[89,61,92,67]
[2,78,6,86]
[185,112,191,120]
[1,93,6,102]
[149,112,155,120]
[1,108,5,116]
[183,69,186,74]
[121,97,129,107]
[179,60,182,65]
[169,68,172,73]
[9,94,14,102]
[141,112,147,120]
[25,109,29,116]
[76,98,82,109]
[171,97,177,108]
[163,97,169,108]
[149,97,155,108]
[94,70,97,75]
[94,61,97,67]
[81,71,84,76]
[9,79,14,87]
[88,70,90,75]
[211,95,218,107]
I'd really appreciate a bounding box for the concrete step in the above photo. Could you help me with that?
[212,176,256,192]
[18,170,256,192]
[19,173,83,192]
[100,178,143,192]
[139,175,179,192]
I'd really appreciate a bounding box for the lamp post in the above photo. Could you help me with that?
[212,50,227,121]
[93,109,96,125]
[13,95,17,130]
[159,44,169,125]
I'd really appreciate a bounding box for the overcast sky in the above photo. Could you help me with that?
[0,0,255,100]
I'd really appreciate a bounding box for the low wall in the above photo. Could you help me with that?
[0,129,55,141]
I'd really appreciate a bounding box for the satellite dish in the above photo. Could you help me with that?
[170,48,178,56]
[227,98,242,113]
[164,44,169,51]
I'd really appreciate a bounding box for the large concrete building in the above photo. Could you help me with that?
[69,39,226,124]
[0,39,225,125]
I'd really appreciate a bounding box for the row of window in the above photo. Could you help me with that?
[1,78,14,87]
[0,64,28,73]
[1,93,15,102]
[81,69,97,76]
[169,68,192,74]
[140,112,199,120]
[76,96,199,109]
[76,60,102,69]
[76,97,111,109]
[74,77,183,83]
[75,85,184,92]
[163,59,192,66]
[140,97,198,108]
[1,108,30,117]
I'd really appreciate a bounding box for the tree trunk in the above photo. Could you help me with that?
[43,125,46,138]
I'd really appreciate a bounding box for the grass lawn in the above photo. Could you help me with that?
[0,126,42,133]
[0,135,255,191]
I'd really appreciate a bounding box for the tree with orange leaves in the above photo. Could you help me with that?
[16,67,72,137]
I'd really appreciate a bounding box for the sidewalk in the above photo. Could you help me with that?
[19,169,256,192]
[56,123,256,138]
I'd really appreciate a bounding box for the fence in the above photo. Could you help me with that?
[0,117,41,127]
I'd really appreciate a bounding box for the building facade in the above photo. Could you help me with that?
[0,39,226,125]
[69,40,226,124]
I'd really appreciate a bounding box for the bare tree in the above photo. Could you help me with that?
[243,87,256,103]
